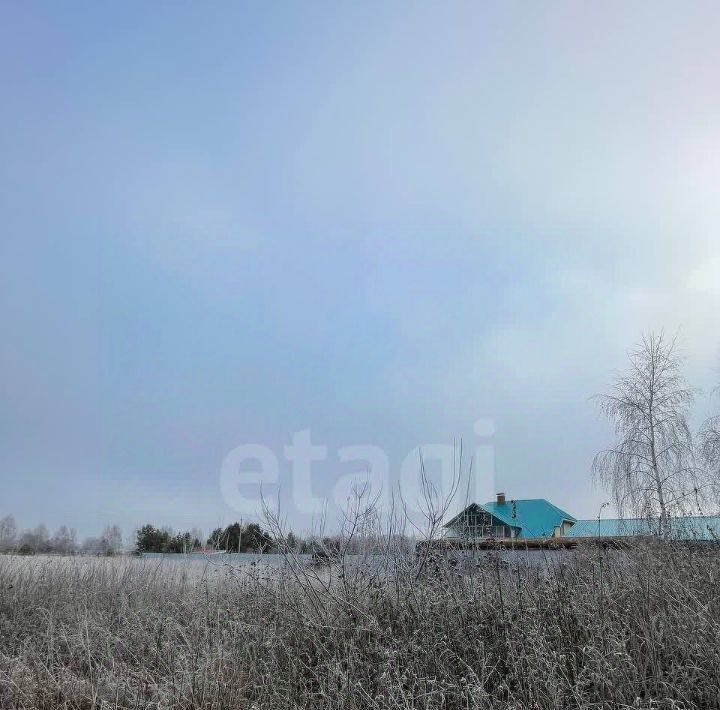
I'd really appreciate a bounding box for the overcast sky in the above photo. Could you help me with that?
[1,1,719,539]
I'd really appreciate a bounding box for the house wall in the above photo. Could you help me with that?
[446,523,515,539]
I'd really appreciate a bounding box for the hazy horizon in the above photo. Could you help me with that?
[2,1,719,539]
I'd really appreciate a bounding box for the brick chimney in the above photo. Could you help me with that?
[496,492,506,505]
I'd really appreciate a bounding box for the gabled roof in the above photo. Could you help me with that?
[443,503,509,530]
[444,499,576,538]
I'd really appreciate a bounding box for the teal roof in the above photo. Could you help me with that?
[567,517,720,541]
[445,499,576,538]
[483,499,576,538]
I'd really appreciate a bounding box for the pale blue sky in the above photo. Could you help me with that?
[1,1,719,538]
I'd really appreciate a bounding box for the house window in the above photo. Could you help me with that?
[454,513,512,539]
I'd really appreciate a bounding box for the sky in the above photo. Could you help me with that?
[1,1,719,541]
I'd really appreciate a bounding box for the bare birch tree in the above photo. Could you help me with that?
[593,332,699,535]
[0,515,16,550]
[701,417,720,472]
[100,525,123,555]
[51,525,78,555]
[700,372,720,502]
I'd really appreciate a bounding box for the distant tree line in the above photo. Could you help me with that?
[128,522,384,556]
[206,522,273,553]
[0,516,123,556]
[135,522,278,554]
[134,525,204,554]
[0,515,343,558]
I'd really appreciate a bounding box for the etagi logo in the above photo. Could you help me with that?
[220,419,497,516]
